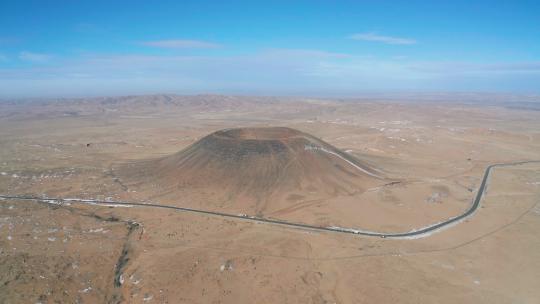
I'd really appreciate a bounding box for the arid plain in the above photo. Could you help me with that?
[1,95,539,303]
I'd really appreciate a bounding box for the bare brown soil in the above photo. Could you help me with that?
[0,199,138,303]
[0,94,539,303]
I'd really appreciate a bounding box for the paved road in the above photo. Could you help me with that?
[1,160,539,239]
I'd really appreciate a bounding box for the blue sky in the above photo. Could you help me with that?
[1,0,539,98]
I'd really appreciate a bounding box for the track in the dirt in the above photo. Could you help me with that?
[1,160,539,239]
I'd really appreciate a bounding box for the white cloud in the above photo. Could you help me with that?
[142,39,221,49]
[410,61,540,74]
[349,32,416,45]
[259,48,350,59]
[19,51,51,63]
[1,49,539,97]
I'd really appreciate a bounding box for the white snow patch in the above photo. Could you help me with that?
[41,199,63,206]
[41,198,131,208]
[85,201,133,208]
[397,216,468,240]
[143,294,154,302]
[220,261,233,272]
[440,263,455,270]
[79,287,92,293]
[304,145,382,178]
[130,274,142,285]
[426,192,446,204]
[327,226,381,236]
[101,203,133,208]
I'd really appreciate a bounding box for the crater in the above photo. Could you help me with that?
[213,127,303,141]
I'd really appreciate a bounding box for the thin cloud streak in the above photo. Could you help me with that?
[19,51,51,63]
[1,50,539,97]
[142,39,221,49]
[259,48,350,59]
[349,32,416,45]
[409,61,540,73]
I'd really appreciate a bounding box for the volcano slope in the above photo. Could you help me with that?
[118,127,388,221]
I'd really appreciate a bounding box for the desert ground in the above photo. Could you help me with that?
[1,95,539,303]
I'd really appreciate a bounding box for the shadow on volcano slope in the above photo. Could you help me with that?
[117,127,389,219]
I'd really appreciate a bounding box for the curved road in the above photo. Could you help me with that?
[1,160,539,239]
